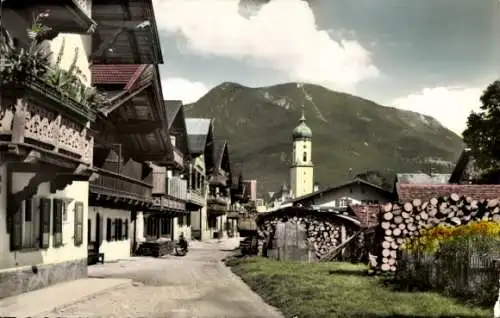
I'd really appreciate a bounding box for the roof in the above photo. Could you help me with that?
[396,173,451,185]
[213,140,228,171]
[91,64,146,86]
[292,178,394,203]
[165,100,183,130]
[186,118,213,154]
[396,184,500,203]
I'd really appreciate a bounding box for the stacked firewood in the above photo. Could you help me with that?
[258,215,351,259]
[375,194,500,272]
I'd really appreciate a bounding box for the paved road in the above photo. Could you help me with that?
[48,239,283,318]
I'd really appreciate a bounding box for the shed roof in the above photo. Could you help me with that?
[292,178,394,203]
[396,184,500,203]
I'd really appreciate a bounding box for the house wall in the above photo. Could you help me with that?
[190,206,210,241]
[307,184,391,208]
[0,165,88,299]
[173,217,192,241]
[134,211,145,245]
[88,207,131,262]
[189,154,210,241]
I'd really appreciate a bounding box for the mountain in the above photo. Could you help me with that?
[184,82,464,196]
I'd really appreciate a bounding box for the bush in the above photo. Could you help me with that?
[399,221,500,306]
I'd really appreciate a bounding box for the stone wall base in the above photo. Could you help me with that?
[0,258,87,299]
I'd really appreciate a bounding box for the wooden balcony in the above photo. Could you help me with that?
[187,189,205,207]
[0,81,95,166]
[209,173,228,187]
[207,194,230,216]
[90,159,152,205]
[152,196,186,213]
[167,176,187,201]
[152,169,187,201]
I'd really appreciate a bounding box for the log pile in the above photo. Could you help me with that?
[375,195,500,273]
[258,214,357,260]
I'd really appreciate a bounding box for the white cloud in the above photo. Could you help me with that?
[161,78,210,104]
[390,87,483,136]
[152,0,379,91]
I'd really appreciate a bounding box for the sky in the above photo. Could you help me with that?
[152,0,500,136]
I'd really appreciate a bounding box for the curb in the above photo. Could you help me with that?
[36,279,133,317]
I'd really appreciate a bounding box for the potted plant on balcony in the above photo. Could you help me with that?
[0,10,107,111]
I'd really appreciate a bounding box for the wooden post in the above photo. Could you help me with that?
[341,224,347,258]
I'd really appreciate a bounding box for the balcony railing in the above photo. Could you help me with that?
[187,189,205,206]
[152,168,167,195]
[207,194,230,206]
[167,176,187,201]
[90,168,153,203]
[0,83,95,165]
[207,194,230,216]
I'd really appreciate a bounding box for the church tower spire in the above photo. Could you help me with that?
[289,90,314,198]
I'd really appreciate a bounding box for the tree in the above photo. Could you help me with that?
[462,80,500,171]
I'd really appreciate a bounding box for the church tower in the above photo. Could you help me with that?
[290,105,314,198]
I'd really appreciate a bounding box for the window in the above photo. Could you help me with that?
[191,172,196,190]
[22,198,39,249]
[52,199,63,247]
[62,201,68,222]
[338,199,348,207]
[178,216,184,226]
[186,214,191,227]
[110,219,116,241]
[74,202,84,246]
[115,218,121,240]
[303,152,307,162]
[106,218,112,241]
[40,198,51,249]
[161,217,171,236]
[123,219,128,240]
[208,216,217,229]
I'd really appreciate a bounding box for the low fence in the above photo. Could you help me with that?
[396,240,500,305]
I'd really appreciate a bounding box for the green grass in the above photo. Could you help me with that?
[227,257,491,318]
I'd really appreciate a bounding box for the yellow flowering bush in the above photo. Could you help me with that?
[402,220,500,254]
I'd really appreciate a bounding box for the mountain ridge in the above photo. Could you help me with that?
[185,81,464,196]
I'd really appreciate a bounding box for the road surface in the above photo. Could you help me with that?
[48,239,283,318]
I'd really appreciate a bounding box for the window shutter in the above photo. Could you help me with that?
[114,218,120,240]
[106,218,112,241]
[124,219,129,240]
[74,201,84,246]
[39,198,51,249]
[53,199,63,247]
[10,204,22,251]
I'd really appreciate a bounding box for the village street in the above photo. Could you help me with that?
[46,239,283,318]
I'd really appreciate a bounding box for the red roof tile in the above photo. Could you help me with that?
[396,184,500,203]
[91,64,145,85]
[349,204,381,229]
